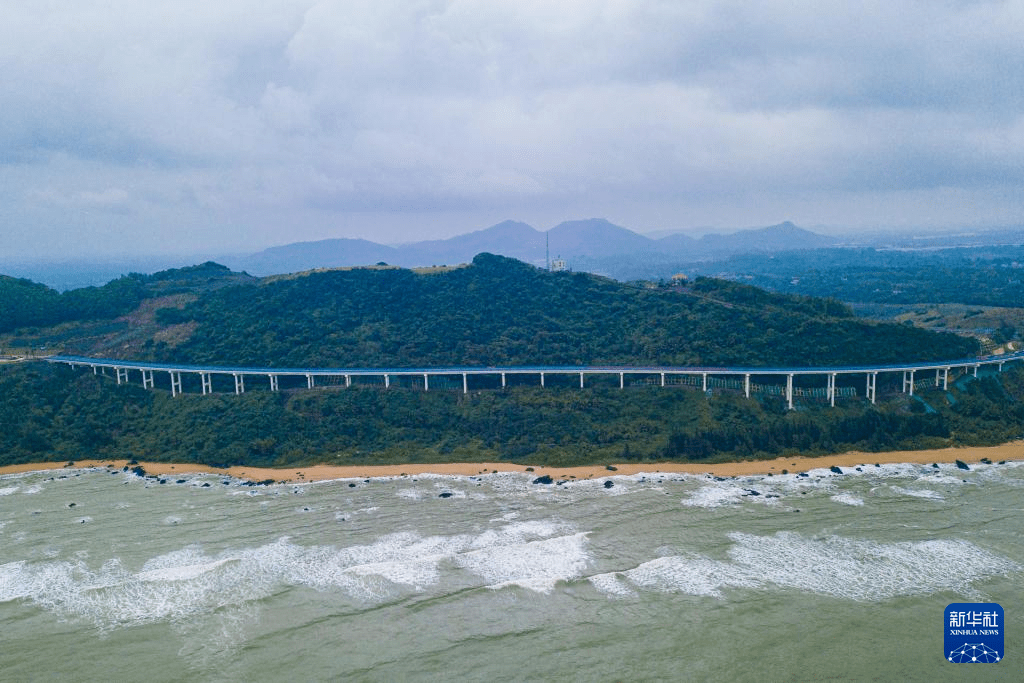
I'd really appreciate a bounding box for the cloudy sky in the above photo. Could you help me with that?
[2,0,1023,259]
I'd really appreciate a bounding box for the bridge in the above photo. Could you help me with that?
[43,351,1024,409]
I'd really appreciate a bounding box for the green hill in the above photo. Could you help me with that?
[1,253,1010,469]
[147,253,976,368]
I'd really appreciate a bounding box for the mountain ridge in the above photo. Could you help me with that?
[229,219,837,276]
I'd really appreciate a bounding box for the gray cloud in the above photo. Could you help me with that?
[1,0,1023,260]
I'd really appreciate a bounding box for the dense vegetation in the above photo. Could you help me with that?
[0,262,252,335]
[1,361,1021,468]
[0,274,145,332]
[146,254,976,368]
[1,252,1011,468]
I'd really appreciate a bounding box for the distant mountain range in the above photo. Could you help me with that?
[10,219,1024,289]
[227,218,839,276]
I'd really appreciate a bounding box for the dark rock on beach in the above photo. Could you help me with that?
[532,475,553,485]
[604,480,614,489]
[955,460,970,471]
[438,492,453,498]
[830,466,843,475]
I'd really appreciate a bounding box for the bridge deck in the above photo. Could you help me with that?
[43,352,1024,407]
[44,352,1024,377]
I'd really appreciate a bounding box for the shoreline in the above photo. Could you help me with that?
[1,442,1021,482]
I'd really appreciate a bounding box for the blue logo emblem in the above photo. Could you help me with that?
[945,603,1003,663]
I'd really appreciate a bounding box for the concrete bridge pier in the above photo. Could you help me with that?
[142,370,154,389]
[744,374,751,398]
[116,367,128,385]
[828,373,837,407]
[233,373,245,395]
[619,372,624,389]
[170,371,182,397]
[424,373,429,391]
[306,374,314,389]
[463,372,468,394]
[972,364,979,377]
[943,367,949,390]
[269,375,279,391]
[660,372,665,387]
[866,372,877,404]
[902,370,915,396]
[580,372,584,388]
[383,374,389,389]
[200,372,212,395]
[346,374,352,388]
[540,372,545,388]
[501,372,506,388]
[786,374,794,409]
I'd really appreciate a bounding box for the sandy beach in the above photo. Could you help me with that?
[1,442,1021,482]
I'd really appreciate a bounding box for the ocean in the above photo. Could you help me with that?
[1,461,1021,681]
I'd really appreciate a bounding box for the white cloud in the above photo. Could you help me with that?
[1,1,1022,258]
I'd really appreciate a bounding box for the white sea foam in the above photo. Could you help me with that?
[137,558,236,582]
[728,531,1020,600]
[681,485,747,508]
[587,572,637,597]
[681,481,779,508]
[589,531,1020,602]
[830,493,864,506]
[490,511,519,522]
[469,520,571,549]
[623,555,762,597]
[890,486,944,500]
[395,488,423,500]
[457,532,590,593]
[0,519,585,629]
[0,486,19,496]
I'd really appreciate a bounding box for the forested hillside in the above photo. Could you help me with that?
[1,253,1007,468]
[0,262,252,335]
[148,253,977,368]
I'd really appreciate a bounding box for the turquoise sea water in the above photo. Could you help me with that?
[1,461,1021,681]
